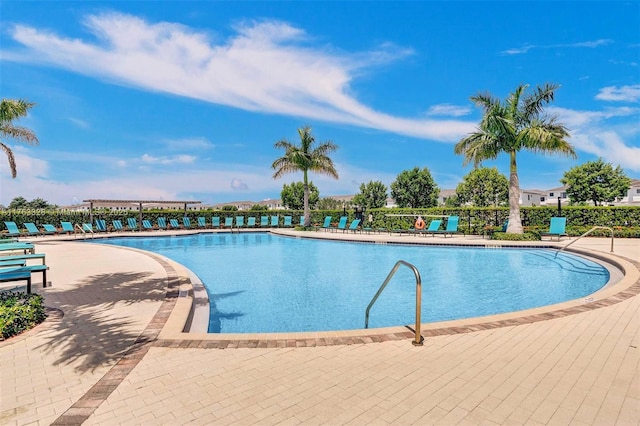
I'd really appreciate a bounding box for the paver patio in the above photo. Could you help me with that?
[0,231,638,425]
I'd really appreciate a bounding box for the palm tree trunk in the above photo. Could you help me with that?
[303,171,310,227]
[506,151,524,234]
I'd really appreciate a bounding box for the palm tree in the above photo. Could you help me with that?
[0,98,39,178]
[454,83,575,234]
[272,125,339,227]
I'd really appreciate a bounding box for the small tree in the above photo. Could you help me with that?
[561,159,631,206]
[8,196,29,209]
[250,204,268,211]
[390,167,439,208]
[316,197,343,210]
[281,181,319,210]
[455,167,509,207]
[221,205,238,211]
[352,180,388,209]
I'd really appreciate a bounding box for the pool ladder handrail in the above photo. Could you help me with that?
[557,225,614,255]
[75,223,94,239]
[365,260,424,346]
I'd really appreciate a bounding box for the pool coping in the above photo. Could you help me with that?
[142,229,640,347]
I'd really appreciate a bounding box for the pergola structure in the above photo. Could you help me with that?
[82,199,202,231]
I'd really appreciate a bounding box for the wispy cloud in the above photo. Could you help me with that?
[548,106,640,171]
[67,117,90,129]
[425,103,472,117]
[595,84,640,102]
[140,153,196,165]
[501,38,613,55]
[5,12,474,142]
[162,137,214,151]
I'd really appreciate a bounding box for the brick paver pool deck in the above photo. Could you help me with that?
[0,230,638,425]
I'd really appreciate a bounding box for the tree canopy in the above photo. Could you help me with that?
[561,159,631,206]
[454,83,575,233]
[390,167,439,208]
[280,181,319,210]
[352,180,388,209]
[455,167,509,207]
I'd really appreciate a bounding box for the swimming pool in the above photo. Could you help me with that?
[92,233,610,333]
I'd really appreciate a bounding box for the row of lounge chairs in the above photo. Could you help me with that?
[2,215,307,237]
[1,216,570,239]
[0,240,49,294]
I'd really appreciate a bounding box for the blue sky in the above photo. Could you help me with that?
[0,1,638,206]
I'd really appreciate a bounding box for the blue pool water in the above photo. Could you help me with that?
[92,233,610,333]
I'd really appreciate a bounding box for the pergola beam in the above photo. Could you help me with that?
[83,199,203,230]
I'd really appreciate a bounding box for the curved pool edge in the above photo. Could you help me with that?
[148,231,640,346]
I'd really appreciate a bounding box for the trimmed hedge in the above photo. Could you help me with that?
[0,205,639,237]
[0,292,47,340]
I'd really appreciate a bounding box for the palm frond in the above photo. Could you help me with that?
[0,142,17,178]
[0,99,36,123]
[523,83,560,119]
[0,124,39,145]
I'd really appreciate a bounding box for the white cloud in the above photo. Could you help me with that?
[67,117,90,129]
[6,12,474,142]
[162,137,214,151]
[501,38,613,55]
[547,106,640,171]
[426,104,472,117]
[140,153,196,165]
[595,84,640,102]
[230,178,248,191]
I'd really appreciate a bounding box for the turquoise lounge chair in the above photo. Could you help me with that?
[316,216,332,232]
[197,217,207,228]
[331,216,348,232]
[235,216,244,228]
[169,218,181,229]
[82,223,95,234]
[247,217,256,227]
[127,218,138,231]
[283,216,292,227]
[3,222,22,238]
[541,217,568,241]
[142,220,154,230]
[270,216,279,227]
[42,224,57,235]
[183,217,192,229]
[436,216,461,237]
[260,216,269,227]
[424,219,443,237]
[223,217,233,229]
[112,220,124,232]
[95,219,107,232]
[346,219,361,233]
[61,221,75,234]
[23,223,42,237]
[212,217,221,228]
[299,215,305,226]
[157,217,167,230]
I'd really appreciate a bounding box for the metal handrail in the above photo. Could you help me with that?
[558,226,614,254]
[75,223,94,239]
[365,260,424,346]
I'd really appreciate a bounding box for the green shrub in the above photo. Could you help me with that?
[0,292,46,339]
[491,232,540,241]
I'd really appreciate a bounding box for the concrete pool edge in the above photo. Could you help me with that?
[149,232,640,346]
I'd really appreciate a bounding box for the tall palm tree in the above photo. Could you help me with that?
[454,83,575,234]
[272,125,339,227]
[0,98,39,178]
